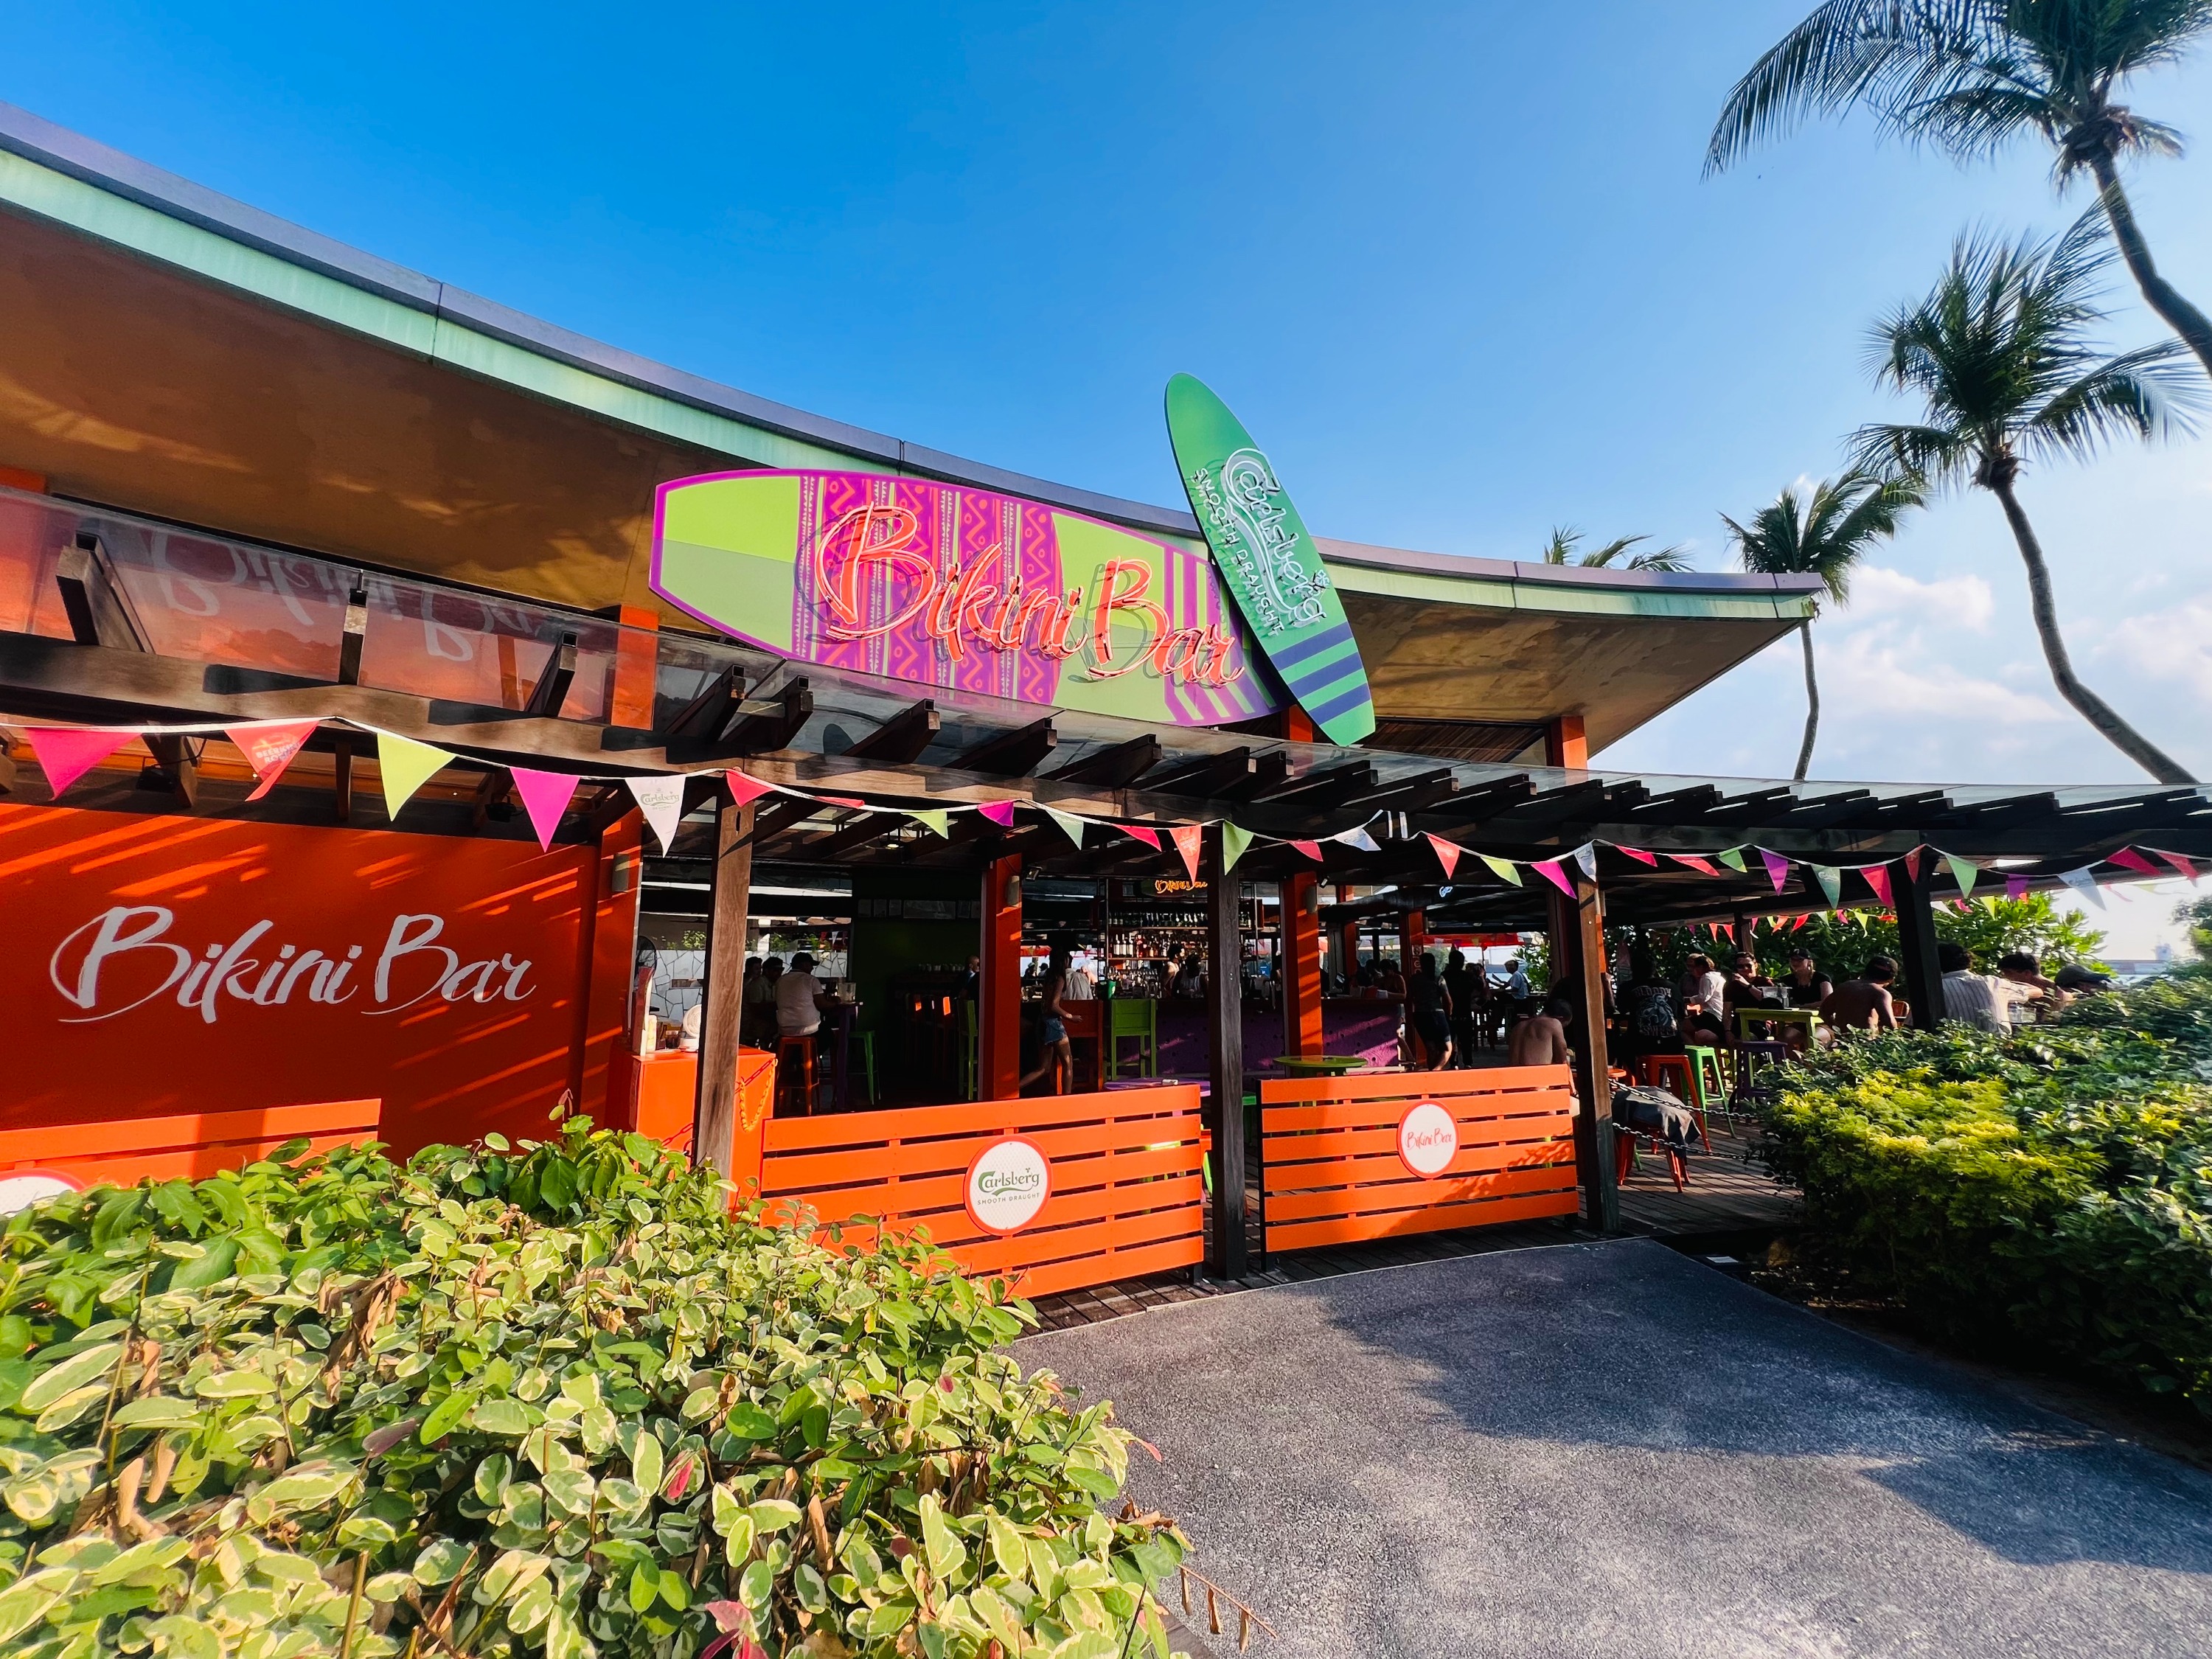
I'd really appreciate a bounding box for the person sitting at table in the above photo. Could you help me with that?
[1820,956,1899,1032]
[1019,947,1073,1094]
[1781,947,1832,1008]
[746,955,782,1045]
[1996,951,2066,1022]
[1377,957,1406,998]
[1408,953,1453,1069]
[1938,942,2037,1034]
[1724,952,1784,1040]
[1496,957,1531,1003]
[1508,994,1575,1071]
[775,951,828,1039]
[1679,953,1728,1046]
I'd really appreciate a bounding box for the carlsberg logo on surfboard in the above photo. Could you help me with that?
[1164,374,1376,746]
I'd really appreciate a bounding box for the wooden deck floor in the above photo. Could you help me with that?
[1027,1124,1796,1332]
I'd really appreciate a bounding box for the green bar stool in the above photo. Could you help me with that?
[1686,1044,1733,1131]
[1107,997,1158,1079]
[853,1030,877,1106]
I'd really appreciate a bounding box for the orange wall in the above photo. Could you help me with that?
[0,802,640,1158]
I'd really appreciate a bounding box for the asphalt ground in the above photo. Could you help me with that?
[1015,1239,2212,1659]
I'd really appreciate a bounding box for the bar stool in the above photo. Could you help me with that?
[775,1034,816,1116]
[1634,1055,1713,1152]
[852,1030,877,1105]
[1107,997,1157,1079]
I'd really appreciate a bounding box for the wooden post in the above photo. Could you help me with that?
[1562,870,1620,1233]
[1893,854,1943,1033]
[1205,825,1248,1279]
[693,793,755,1176]
[1282,872,1324,1058]
[979,851,1023,1099]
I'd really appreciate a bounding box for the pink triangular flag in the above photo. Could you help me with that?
[817,794,867,810]
[2152,849,2198,883]
[226,721,319,801]
[1425,833,1461,880]
[1903,846,1926,882]
[1169,824,1203,883]
[1669,853,1720,877]
[725,770,775,807]
[2107,847,2160,879]
[2005,874,2031,901]
[1291,839,1325,861]
[978,800,1016,828]
[1531,858,1575,897]
[509,767,584,852]
[1861,865,1893,908]
[1790,914,1809,932]
[27,728,136,798]
[1119,824,1161,849]
[1615,845,1659,866]
[1759,849,1790,893]
[1717,922,1734,942]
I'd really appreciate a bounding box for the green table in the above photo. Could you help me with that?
[1274,1054,1368,1077]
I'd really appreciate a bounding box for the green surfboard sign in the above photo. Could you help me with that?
[1164,374,1375,745]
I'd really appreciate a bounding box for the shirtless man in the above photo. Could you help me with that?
[1508,995,1575,1068]
[1820,955,1899,1032]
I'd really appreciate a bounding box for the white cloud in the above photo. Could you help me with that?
[1845,565,1994,630]
[1820,626,2064,726]
[2098,599,2212,700]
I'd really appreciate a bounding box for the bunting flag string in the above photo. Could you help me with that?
[625,775,687,854]
[0,717,2193,914]
[228,720,319,802]
[509,767,584,852]
[1425,832,1461,880]
[1169,824,1204,883]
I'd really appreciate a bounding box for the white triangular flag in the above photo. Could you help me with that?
[1335,825,1381,852]
[1043,806,1087,849]
[2056,865,2106,910]
[1572,842,1598,880]
[627,774,686,854]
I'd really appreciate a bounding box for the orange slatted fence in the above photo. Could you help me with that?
[1259,1066,1579,1253]
[0,1099,384,1192]
[757,1085,1205,1298]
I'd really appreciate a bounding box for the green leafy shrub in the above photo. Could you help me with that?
[1760,978,2212,1411]
[0,1121,1187,1659]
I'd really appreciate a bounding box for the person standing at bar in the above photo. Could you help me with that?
[1020,946,1073,1095]
[1409,952,1453,1070]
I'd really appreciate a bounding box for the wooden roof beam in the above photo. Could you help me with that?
[1046,734,1163,787]
[1143,746,1256,798]
[840,698,939,764]
[952,717,1057,777]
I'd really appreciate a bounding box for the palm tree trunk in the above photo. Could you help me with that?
[2090,153,2212,381]
[1794,619,1819,782]
[1987,473,2197,785]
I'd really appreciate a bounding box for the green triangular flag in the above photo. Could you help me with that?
[1944,852,1978,900]
[1221,822,1253,872]
[908,810,950,838]
[1043,807,1087,849]
[1480,854,1523,886]
[376,731,452,818]
[1717,846,1747,873]
[1812,865,1842,908]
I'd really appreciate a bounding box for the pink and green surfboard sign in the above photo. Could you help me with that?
[1164,375,1375,745]
[650,470,1280,728]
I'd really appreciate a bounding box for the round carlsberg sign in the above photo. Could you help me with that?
[1396,1102,1458,1179]
[965,1137,1052,1234]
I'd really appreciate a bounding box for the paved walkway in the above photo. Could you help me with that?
[1016,1240,2212,1659]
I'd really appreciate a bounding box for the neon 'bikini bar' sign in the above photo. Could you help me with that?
[650,470,1282,727]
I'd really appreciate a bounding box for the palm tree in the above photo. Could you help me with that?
[1708,1,2212,379]
[1723,470,1925,778]
[1853,212,2201,782]
[1540,526,1693,572]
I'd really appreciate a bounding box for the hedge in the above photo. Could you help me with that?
[0,1120,1190,1659]
[1759,974,2212,1412]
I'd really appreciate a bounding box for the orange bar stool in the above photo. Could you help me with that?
[775,1034,817,1116]
[1635,1055,1713,1152]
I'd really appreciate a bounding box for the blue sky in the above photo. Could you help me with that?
[5,1,2210,945]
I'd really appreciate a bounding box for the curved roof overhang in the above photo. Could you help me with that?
[0,100,1820,759]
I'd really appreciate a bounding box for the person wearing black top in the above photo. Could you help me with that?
[1408,953,1453,1069]
[1443,948,1481,1065]
[1781,947,1833,1009]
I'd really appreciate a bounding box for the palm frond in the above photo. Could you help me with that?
[1848,421,1975,487]
[1540,526,1579,565]
[1624,544,1694,573]
[2023,338,2205,459]
[1725,468,1921,605]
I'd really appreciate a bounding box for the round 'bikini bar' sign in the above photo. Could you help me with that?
[1396,1102,1459,1179]
[965,1137,1052,1234]
[0,1170,83,1217]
